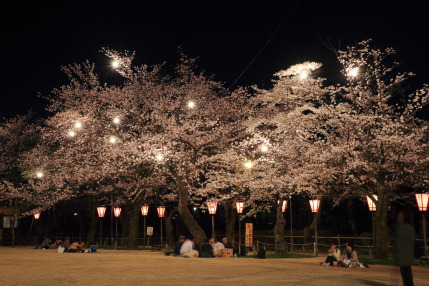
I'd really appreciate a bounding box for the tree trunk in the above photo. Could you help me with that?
[347,199,358,236]
[127,202,140,248]
[224,201,236,242]
[274,200,286,254]
[86,206,98,245]
[173,170,207,242]
[166,208,178,245]
[373,182,389,259]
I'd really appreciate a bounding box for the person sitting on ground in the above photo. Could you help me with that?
[67,241,85,253]
[199,239,214,258]
[321,243,341,266]
[180,238,199,258]
[341,243,361,268]
[41,238,52,249]
[222,237,233,249]
[51,240,62,249]
[210,237,224,256]
[174,236,186,256]
[62,237,70,251]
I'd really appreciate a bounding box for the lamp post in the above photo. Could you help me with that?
[141,205,149,244]
[97,207,106,246]
[113,207,121,248]
[309,199,320,256]
[236,201,244,256]
[157,206,166,243]
[366,194,377,252]
[289,195,293,252]
[415,193,429,257]
[207,202,218,238]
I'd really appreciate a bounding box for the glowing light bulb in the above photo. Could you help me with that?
[187,101,195,108]
[74,122,82,129]
[68,131,76,137]
[299,71,308,79]
[109,136,117,144]
[347,67,359,77]
[36,172,44,178]
[155,154,164,161]
[112,60,120,68]
[261,145,268,152]
[113,117,120,124]
[244,161,253,169]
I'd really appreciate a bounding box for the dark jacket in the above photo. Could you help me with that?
[199,243,214,257]
[174,241,184,256]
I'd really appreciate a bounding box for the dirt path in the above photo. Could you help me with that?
[0,247,428,285]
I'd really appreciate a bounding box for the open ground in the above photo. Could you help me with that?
[0,247,428,286]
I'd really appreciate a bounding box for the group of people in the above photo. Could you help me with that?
[321,242,368,268]
[174,235,233,258]
[40,237,89,253]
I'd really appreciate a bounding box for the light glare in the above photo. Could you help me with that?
[68,131,76,137]
[299,71,308,79]
[112,60,120,68]
[347,67,359,77]
[113,117,120,124]
[109,136,117,144]
[244,161,253,169]
[155,154,164,161]
[187,101,195,108]
[74,122,82,129]
[36,172,44,178]
[261,145,268,152]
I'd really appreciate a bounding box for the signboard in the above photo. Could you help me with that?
[245,223,253,247]
[146,226,153,236]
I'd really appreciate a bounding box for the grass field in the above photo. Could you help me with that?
[0,246,428,285]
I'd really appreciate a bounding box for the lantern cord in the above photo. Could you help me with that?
[228,0,300,91]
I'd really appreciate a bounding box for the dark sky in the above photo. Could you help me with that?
[1,1,428,118]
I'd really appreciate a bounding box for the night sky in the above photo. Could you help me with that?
[2,1,428,119]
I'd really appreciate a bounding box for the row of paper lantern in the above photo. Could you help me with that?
[32,193,429,220]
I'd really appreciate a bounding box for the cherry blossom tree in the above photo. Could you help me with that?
[310,40,429,258]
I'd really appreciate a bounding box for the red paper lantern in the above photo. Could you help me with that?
[309,199,320,213]
[97,206,106,218]
[415,193,429,212]
[113,207,122,217]
[141,205,149,216]
[277,200,288,213]
[236,201,244,214]
[366,195,377,212]
[34,212,41,220]
[157,206,166,218]
[207,201,218,215]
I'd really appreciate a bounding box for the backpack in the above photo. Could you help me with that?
[57,246,65,253]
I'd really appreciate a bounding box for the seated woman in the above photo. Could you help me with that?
[67,241,85,253]
[209,237,224,256]
[341,243,362,268]
[321,243,341,266]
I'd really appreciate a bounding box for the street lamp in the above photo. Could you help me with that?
[309,199,320,256]
[244,161,253,169]
[97,207,106,245]
[157,206,166,243]
[141,205,149,243]
[36,172,44,179]
[207,201,218,238]
[278,200,288,213]
[347,67,359,77]
[366,194,377,252]
[236,201,244,256]
[34,212,41,220]
[113,207,121,248]
[415,193,429,257]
